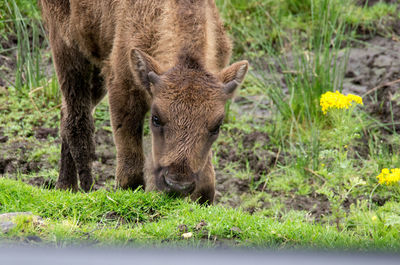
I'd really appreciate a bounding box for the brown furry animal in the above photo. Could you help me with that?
[39,0,248,204]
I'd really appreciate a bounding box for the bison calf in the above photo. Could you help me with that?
[39,0,248,204]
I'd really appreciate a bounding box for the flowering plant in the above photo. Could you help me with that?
[320,91,363,115]
[376,168,400,185]
[318,91,363,152]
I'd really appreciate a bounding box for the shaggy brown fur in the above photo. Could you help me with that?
[39,0,248,203]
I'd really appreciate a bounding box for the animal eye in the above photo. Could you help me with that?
[210,124,221,135]
[152,115,162,127]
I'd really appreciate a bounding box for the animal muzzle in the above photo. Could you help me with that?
[157,167,196,195]
[163,175,195,194]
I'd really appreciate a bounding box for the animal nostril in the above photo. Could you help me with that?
[163,175,175,187]
[163,175,195,193]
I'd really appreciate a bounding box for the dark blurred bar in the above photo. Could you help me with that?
[0,247,399,265]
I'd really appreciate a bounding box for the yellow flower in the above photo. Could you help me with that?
[347,94,363,105]
[371,215,377,222]
[320,91,363,114]
[376,168,400,185]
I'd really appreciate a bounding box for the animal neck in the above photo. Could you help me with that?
[154,0,218,73]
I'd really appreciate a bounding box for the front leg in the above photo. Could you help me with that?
[108,81,149,190]
[49,30,95,192]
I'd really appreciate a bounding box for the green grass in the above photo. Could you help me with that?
[1,178,400,250]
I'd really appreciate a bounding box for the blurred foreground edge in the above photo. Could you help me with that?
[0,247,399,265]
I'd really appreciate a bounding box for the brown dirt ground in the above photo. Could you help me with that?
[344,37,400,131]
[356,0,399,6]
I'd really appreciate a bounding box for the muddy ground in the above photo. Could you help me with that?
[1,28,400,221]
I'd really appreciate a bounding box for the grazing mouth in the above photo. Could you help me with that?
[154,170,196,196]
[163,175,195,194]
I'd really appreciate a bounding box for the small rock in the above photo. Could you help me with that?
[230,226,242,233]
[178,224,188,233]
[342,83,368,95]
[195,220,207,231]
[0,212,36,222]
[25,235,42,243]
[0,212,43,233]
[373,55,392,68]
[0,221,16,233]
[181,232,193,239]
[0,135,8,143]
[372,68,386,78]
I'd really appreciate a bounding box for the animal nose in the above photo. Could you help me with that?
[163,174,195,193]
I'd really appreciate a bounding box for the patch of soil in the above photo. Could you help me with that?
[234,95,272,124]
[0,34,18,87]
[34,127,58,140]
[0,139,54,176]
[343,37,400,132]
[27,176,55,189]
[0,126,8,143]
[92,127,117,189]
[371,194,391,206]
[0,55,16,88]
[0,135,9,143]
[356,0,398,6]
[214,172,250,208]
[0,158,13,175]
[103,211,126,225]
[214,130,286,206]
[285,193,331,221]
[0,125,117,190]
[217,130,284,179]
[0,35,18,51]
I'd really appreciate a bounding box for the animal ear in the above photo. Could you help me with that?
[129,49,162,95]
[218,60,249,98]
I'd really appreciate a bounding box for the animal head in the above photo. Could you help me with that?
[129,49,248,197]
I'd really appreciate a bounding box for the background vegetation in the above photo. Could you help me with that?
[1,0,400,250]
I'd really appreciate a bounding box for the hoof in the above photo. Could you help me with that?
[55,181,78,192]
[117,174,145,191]
[78,170,94,192]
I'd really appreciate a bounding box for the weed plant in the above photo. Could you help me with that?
[0,0,58,102]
